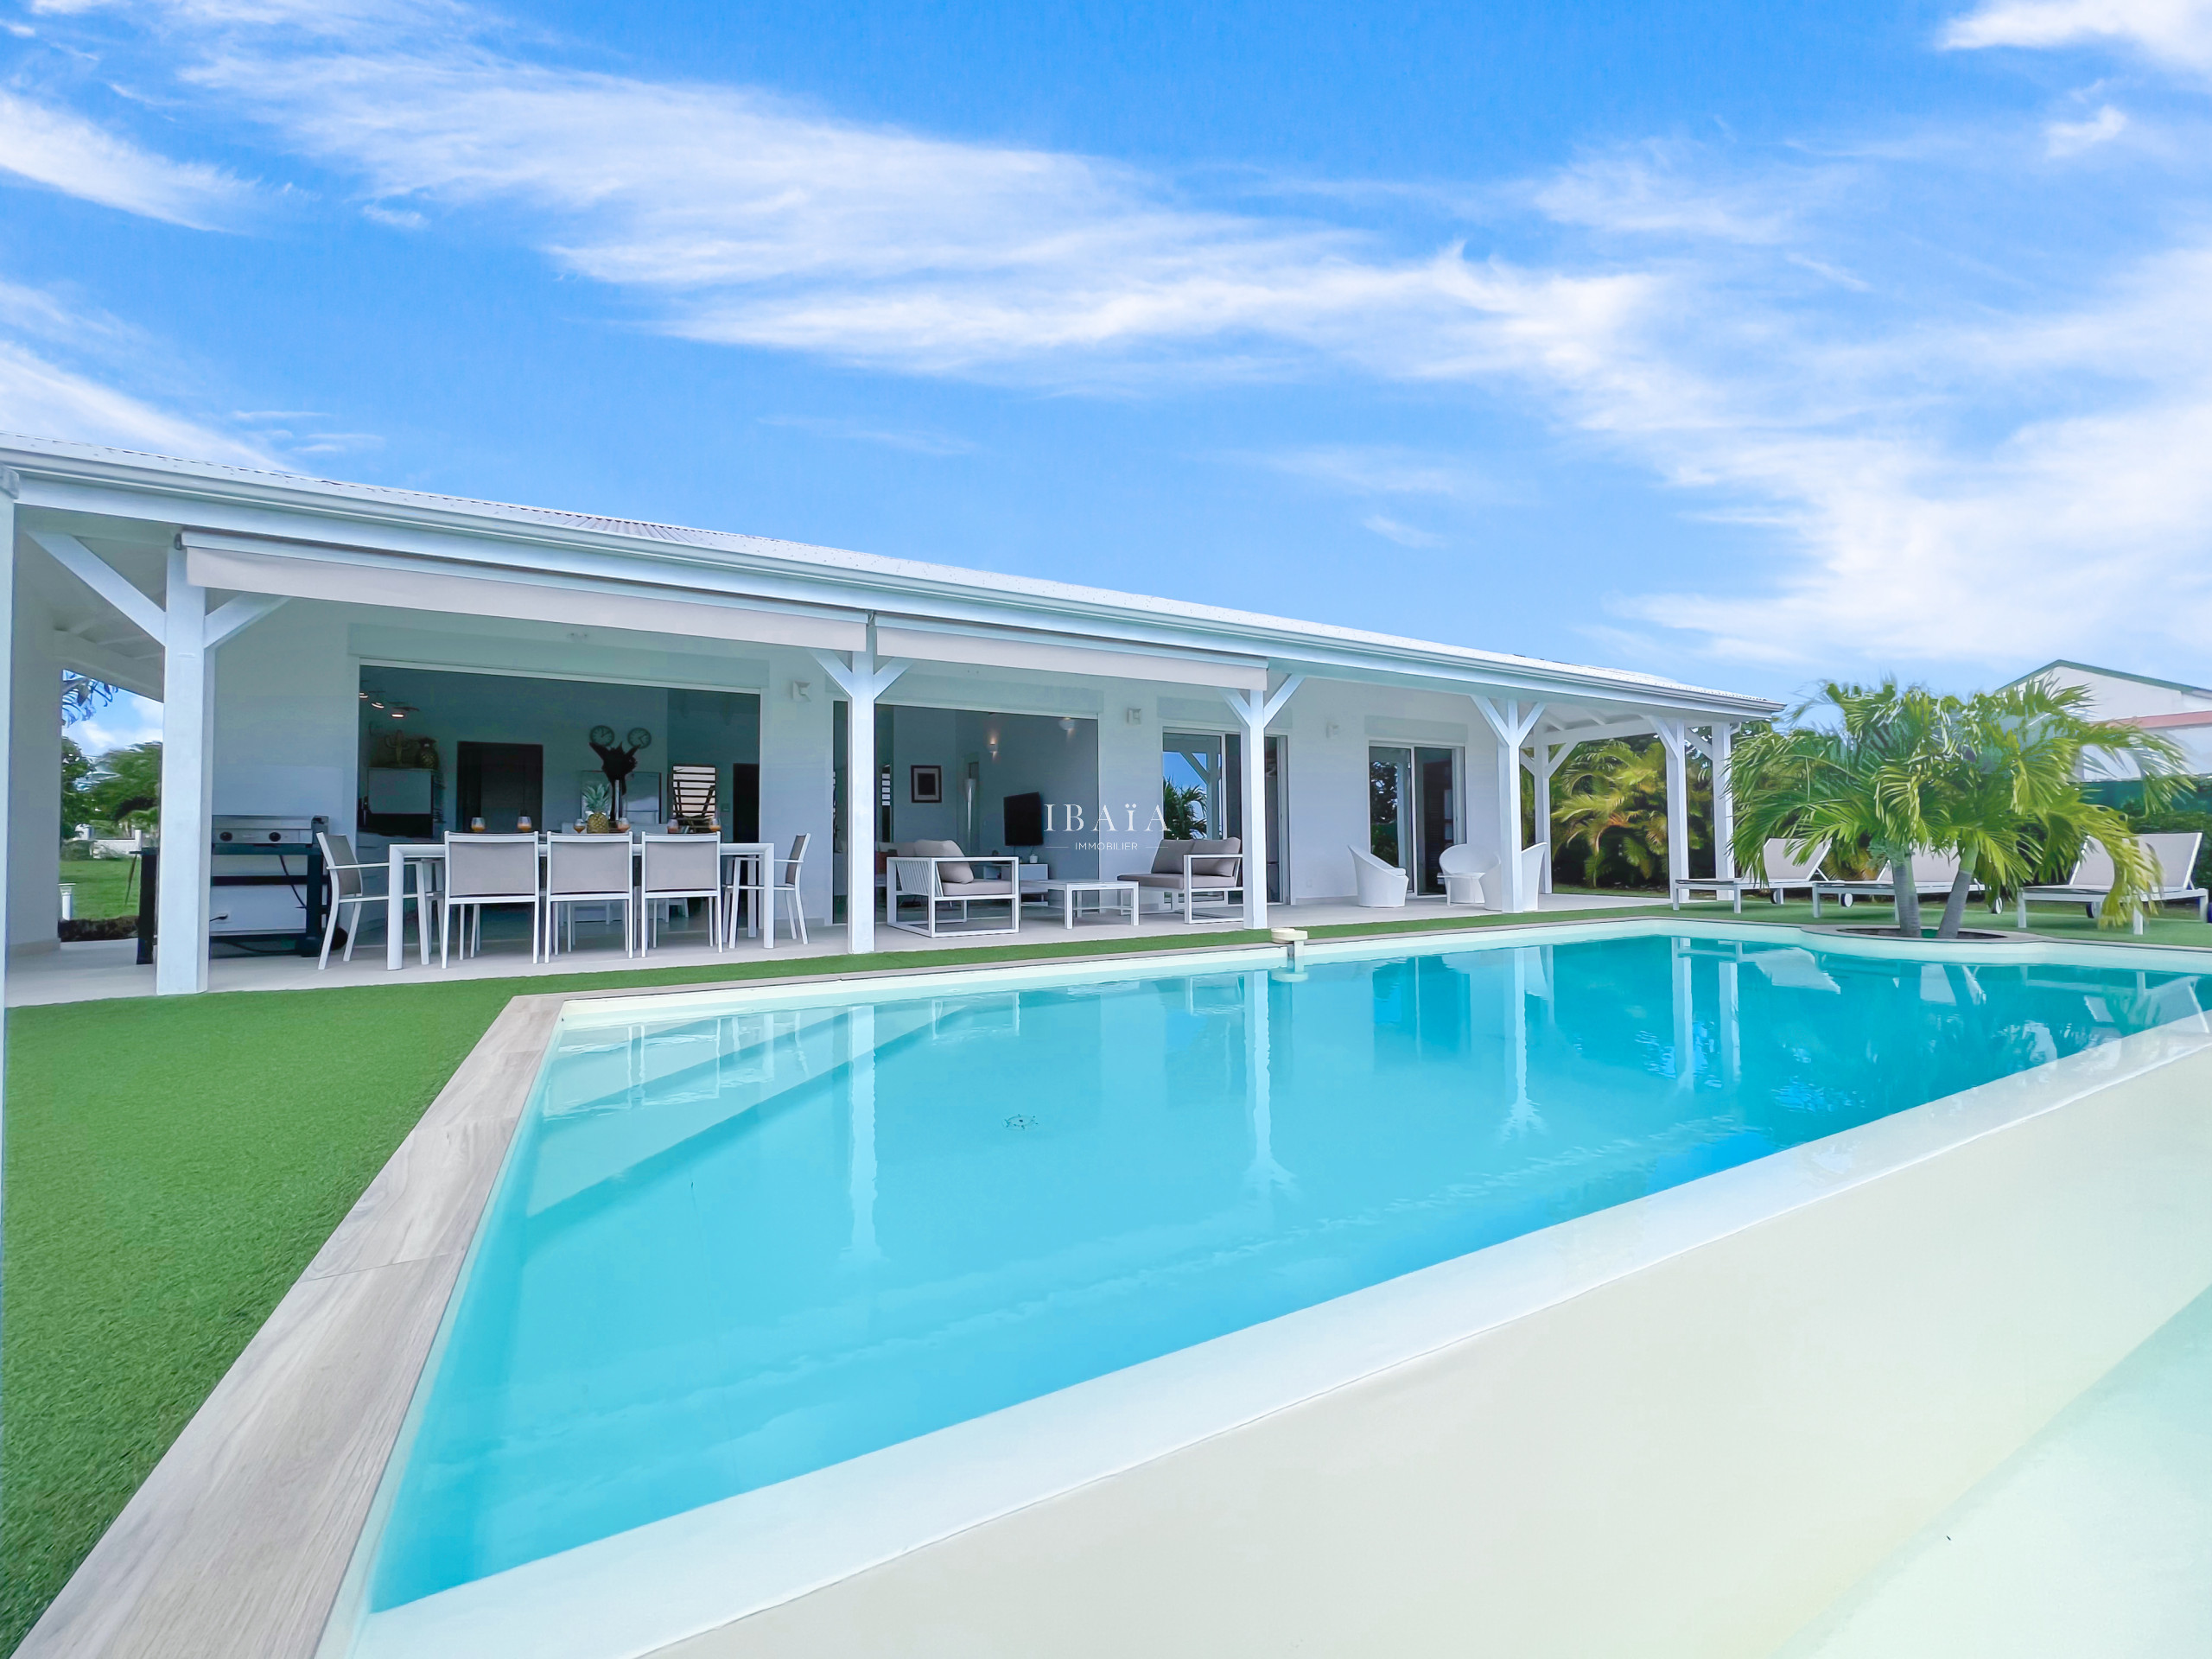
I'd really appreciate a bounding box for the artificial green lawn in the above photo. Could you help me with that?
[5,893,2209,1652]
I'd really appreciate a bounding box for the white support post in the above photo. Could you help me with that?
[1220,675,1303,930]
[0,471,17,1305]
[1652,717,1691,901]
[814,638,909,957]
[1472,696,1547,912]
[1710,721,1736,884]
[156,545,213,995]
[1521,737,1576,897]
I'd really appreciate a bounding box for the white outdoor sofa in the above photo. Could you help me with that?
[884,839,1020,938]
[2016,832,2208,935]
[1810,851,1981,918]
[1673,839,1828,912]
[1117,838,1244,922]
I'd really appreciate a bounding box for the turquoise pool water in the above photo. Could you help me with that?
[367,931,2212,1610]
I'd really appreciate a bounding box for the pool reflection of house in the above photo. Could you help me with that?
[1,437,1778,994]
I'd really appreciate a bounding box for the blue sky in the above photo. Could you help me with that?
[7,0,2212,753]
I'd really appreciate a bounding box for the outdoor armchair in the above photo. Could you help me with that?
[1437,842,1485,906]
[316,830,432,969]
[886,839,1020,937]
[769,832,810,944]
[1117,838,1244,922]
[1347,844,1408,908]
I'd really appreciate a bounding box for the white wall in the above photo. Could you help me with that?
[759,655,835,922]
[1268,679,1500,905]
[1096,695,1160,881]
[213,602,357,832]
[10,581,59,950]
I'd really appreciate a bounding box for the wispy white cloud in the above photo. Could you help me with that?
[1361,513,1448,548]
[2045,101,2130,152]
[1943,0,2212,78]
[0,276,274,461]
[12,0,2212,685]
[1534,143,1812,243]
[1258,444,1502,501]
[757,413,977,455]
[0,89,251,226]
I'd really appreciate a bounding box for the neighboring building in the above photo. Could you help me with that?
[2007,660,2212,783]
[0,436,1779,994]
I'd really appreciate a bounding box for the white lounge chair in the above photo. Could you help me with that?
[1349,845,1409,908]
[1116,838,1244,923]
[1438,843,1485,906]
[1673,839,1828,913]
[1810,851,1979,919]
[2016,832,2207,935]
[887,839,1020,937]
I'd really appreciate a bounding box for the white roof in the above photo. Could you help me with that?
[1,434,1779,720]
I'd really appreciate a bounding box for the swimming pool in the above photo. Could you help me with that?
[355,926,2212,1643]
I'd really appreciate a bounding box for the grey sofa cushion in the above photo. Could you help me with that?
[912,838,972,884]
[1150,839,1191,875]
[1121,872,1187,888]
[939,878,1014,896]
[1187,837,1241,878]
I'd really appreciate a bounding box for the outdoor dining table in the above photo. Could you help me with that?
[383,836,777,968]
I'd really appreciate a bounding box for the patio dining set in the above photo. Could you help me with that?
[313,829,810,969]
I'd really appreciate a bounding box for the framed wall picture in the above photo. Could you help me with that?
[910,764,944,804]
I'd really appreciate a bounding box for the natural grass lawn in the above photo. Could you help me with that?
[54,859,140,922]
[5,895,2209,1652]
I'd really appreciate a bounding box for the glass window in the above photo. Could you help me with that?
[1163,732,1224,839]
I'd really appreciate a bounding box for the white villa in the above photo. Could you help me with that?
[2009,660,2212,783]
[2,436,1778,995]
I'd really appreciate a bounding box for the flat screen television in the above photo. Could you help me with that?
[1002,791,1045,848]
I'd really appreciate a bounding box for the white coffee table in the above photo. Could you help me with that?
[1044,879,1138,928]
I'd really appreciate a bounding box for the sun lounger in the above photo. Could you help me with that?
[1809,851,1980,919]
[1673,839,1827,913]
[2016,832,2207,935]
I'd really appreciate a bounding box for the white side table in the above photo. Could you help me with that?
[1044,879,1138,928]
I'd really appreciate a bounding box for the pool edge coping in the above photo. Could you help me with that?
[21,915,2212,1659]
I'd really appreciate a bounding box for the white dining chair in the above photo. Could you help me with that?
[442,833,543,966]
[639,836,723,952]
[543,833,633,958]
[315,830,433,968]
[770,832,810,944]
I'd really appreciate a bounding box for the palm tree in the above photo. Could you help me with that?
[1923,680,2182,937]
[1553,738,1707,888]
[1732,679,2184,939]
[1730,681,1949,936]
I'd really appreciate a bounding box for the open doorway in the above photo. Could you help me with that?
[456,742,543,832]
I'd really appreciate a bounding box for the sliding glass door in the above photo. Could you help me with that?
[1369,745,1460,895]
